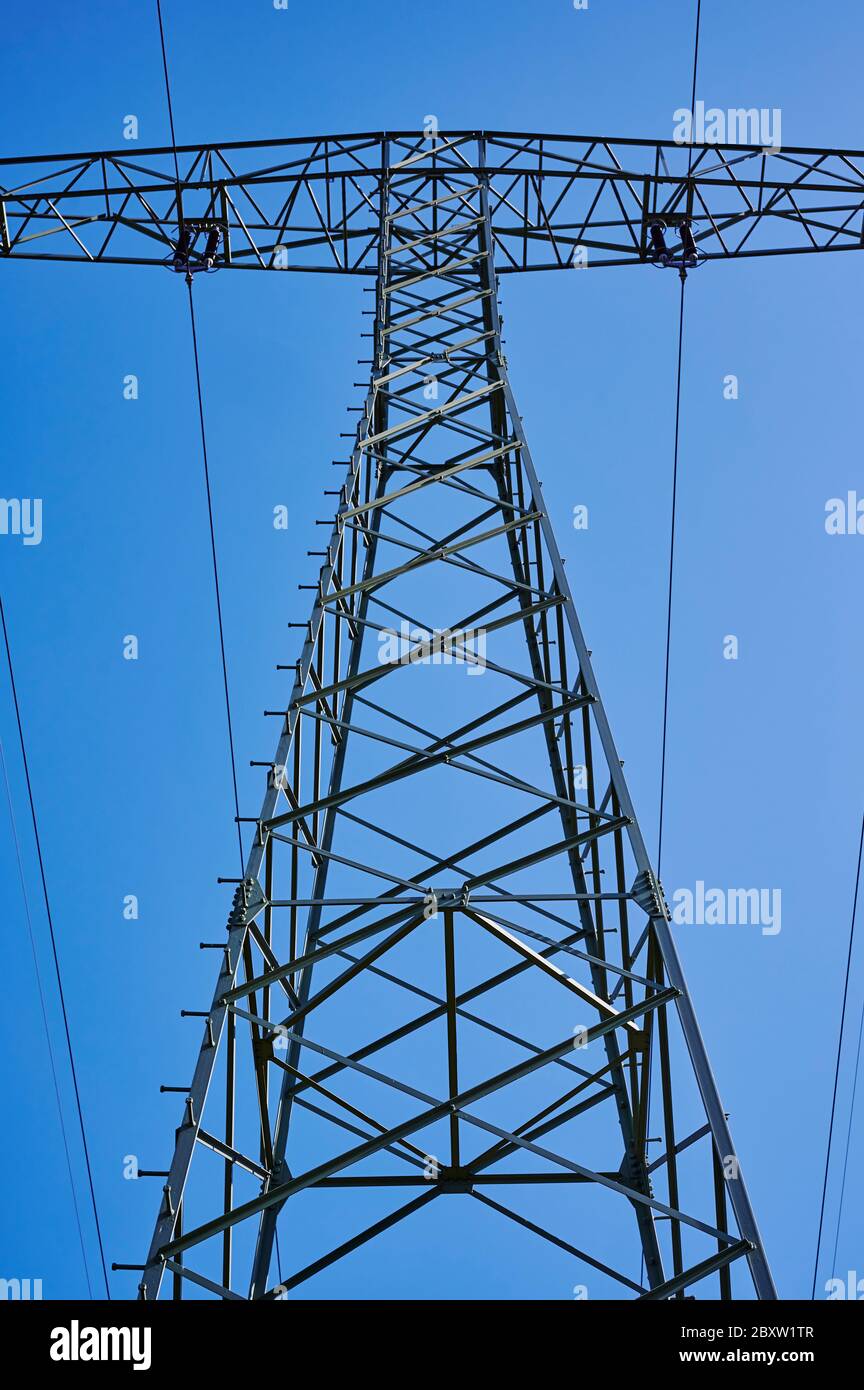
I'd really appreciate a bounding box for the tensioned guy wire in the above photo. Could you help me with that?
[0,594,111,1298]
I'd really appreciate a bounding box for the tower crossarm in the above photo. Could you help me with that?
[1,130,862,273]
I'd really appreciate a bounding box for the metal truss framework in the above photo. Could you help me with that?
[11,129,847,1301]
[2,129,864,273]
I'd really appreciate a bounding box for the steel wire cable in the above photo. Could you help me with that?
[643,0,702,1295]
[0,594,111,1297]
[154,0,283,1289]
[812,809,864,1298]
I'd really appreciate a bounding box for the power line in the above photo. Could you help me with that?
[155,0,244,870]
[811,808,864,1298]
[688,2,702,143]
[183,283,245,869]
[156,0,281,1288]
[0,727,94,1297]
[644,0,702,1293]
[155,0,181,186]
[656,281,687,873]
[829,902,864,1281]
[0,594,111,1298]
[656,0,701,873]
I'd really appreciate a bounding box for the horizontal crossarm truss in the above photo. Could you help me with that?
[2,130,863,272]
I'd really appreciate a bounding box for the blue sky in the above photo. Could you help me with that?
[1,0,863,1300]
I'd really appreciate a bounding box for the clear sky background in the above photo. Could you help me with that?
[1,0,863,1301]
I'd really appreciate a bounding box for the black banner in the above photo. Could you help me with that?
[1,1296,857,1374]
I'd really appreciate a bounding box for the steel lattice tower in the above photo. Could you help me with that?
[8,127,863,1300]
[147,137,775,1303]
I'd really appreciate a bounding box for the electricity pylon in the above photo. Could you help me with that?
[7,129,862,1301]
